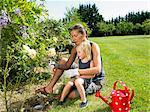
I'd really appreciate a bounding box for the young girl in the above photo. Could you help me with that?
[58,40,94,108]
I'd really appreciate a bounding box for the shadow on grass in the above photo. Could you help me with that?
[94,106,111,112]
[53,97,111,112]
[61,97,79,107]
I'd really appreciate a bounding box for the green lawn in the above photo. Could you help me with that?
[49,35,150,112]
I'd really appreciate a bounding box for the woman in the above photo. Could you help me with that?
[36,24,104,99]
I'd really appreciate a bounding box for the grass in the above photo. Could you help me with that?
[49,35,150,112]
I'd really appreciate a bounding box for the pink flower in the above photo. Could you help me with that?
[0,12,9,28]
[14,8,22,16]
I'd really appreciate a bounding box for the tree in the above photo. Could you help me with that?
[142,19,150,34]
[112,11,150,25]
[107,23,116,36]
[116,21,134,35]
[97,22,116,36]
[77,4,103,36]
[63,7,80,23]
[133,23,143,35]
[62,7,91,36]
[97,22,108,36]
[124,11,150,24]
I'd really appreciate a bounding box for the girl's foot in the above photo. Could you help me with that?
[80,100,88,108]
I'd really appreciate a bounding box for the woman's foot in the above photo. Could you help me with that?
[56,101,64,106]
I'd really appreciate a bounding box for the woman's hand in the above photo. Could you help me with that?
[80,75,96,79]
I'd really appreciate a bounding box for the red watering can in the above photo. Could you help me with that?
[95,80,134,112]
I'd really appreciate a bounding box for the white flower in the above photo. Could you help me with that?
[34,67,45,74]
[47,48,56,57]
[28,49,37,59]
[23,45,31,52]
[22,32,29,38]
[23,45,36,59]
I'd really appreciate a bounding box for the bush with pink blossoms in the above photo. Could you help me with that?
[0,0,70,88]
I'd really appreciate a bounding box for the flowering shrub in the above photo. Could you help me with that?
[0,1,71,111]
[0,0,70,87]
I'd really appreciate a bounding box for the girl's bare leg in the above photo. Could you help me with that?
[74,78,86,102]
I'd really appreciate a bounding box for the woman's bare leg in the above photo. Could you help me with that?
[67,89,79,99]
[74,78,86,102]
[60,81,74,102]
[38,58,68,93]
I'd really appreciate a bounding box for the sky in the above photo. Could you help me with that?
[44,0,150,21]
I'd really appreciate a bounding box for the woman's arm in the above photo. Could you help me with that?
[55,47,77,70]
[79,42,101,76]
[90,60,94,68]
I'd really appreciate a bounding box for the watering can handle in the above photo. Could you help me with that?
[114,81,135,101]
[113,80,128,91]
[130,89,135,102]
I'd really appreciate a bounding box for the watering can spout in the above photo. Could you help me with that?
[95,91,110,105]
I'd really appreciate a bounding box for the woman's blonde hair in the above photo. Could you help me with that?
[77,41,91,61]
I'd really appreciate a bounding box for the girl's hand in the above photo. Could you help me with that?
[75,75,80,79]
[70,68,80,77]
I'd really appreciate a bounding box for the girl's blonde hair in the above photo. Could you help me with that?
[77,41,91,61]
